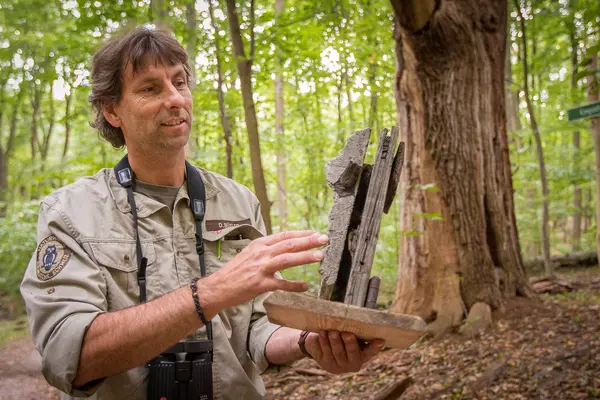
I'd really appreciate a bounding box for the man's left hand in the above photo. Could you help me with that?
[304,331,384,374]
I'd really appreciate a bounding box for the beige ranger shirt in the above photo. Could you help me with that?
[20,165,281,399]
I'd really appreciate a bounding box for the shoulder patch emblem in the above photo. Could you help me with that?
[36,235,72,281]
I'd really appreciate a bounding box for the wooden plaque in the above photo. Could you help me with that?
[264,291,426,349]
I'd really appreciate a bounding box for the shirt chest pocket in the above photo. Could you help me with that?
[89,241,156,309]
[202,224,264,274]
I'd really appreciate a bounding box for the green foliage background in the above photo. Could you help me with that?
[0,0,598,302]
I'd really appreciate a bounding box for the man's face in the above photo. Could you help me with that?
[104,59,193,154]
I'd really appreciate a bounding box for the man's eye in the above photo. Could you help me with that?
[175,80,186,88]
[141,86,154,93]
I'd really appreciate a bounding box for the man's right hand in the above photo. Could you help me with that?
[197,231,328,317]
[73,231,326,388]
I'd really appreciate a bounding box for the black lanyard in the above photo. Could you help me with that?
[114,155,212,339]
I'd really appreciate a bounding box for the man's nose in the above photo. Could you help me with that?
[164,83,185,108]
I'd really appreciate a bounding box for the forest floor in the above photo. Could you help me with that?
[0,267,598,400]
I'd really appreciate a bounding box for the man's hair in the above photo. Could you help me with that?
[89,27,192,148]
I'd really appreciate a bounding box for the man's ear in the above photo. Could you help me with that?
[103,102,122,128]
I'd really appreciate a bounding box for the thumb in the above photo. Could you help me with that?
[360,339,385,363]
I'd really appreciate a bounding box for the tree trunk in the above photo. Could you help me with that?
[515,1,552,277]
[0,149,6,216]
[208,0,234,179]
[41,84,55,161]
[569,12,581,252]
[225,0,272,234]
[368,60,379,132]
[587,54,600,259]
[586,186,593,232]
[0,99,5,215]
[30,85,41,160]
[390,0,532,333]
[1,86,21,214]
[63,89,72,159]
[343,65,354,126]
[186,1,198,87]
[6,90,18,157]
[151,0,170,31]
[367,7,379,133]
[336,69,344,146]
[526,186,539,257]
[573,131,581,250]
[274,0,288,231]
[524,250,598,272]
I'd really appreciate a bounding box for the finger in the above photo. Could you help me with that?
[272,278,309,293]
[268,233,329,257]
[341,332,361,366]
[261,230,315,246]
[360,339,385,364]
[328,331,348,366]
[318,331,337,366]
[263,250,324,274]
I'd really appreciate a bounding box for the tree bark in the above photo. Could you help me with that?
[504,35,520,133]
[391,0,532,333]
[586,54,600,259]
[274,0,288,231]
[515,1,552,277]
[390,0,437,33]
[225,0,272,234]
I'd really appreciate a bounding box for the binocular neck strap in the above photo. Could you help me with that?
[114,155,212,340]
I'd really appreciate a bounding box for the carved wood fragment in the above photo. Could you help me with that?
[265,126,427,349]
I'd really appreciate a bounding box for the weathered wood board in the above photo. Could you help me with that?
[265,126,427,349]
[318,128,371,301]
[345,127,399,306]
[264,291,427,349]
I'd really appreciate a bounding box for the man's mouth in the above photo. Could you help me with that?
[162,119,186,127]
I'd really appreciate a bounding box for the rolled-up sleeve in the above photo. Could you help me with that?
[20,198,107,396]
[248,292,282,373]
[247,205,283,373]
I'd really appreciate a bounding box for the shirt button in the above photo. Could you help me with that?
[124,255,130,263]
[235,248,242,253]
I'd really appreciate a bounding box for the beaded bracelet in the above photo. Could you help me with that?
[190,277,210,326]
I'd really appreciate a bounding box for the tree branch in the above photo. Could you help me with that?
[390,0,439,33]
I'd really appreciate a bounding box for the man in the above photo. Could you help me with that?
[20,27,383,399]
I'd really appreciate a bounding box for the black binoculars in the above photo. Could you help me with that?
[147,340,213,400]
